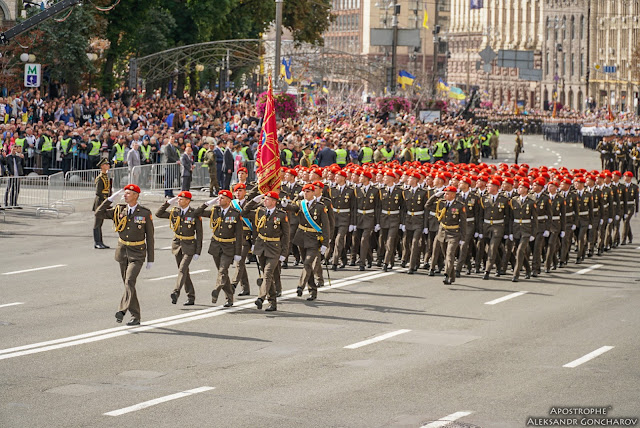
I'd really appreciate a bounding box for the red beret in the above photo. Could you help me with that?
[478,175,489,182]
[562,178,572,185]
[624,171,634,177]
[124,184,141,193]
[286,168,298,177]
[519,181,531,189]
[409,171,421,180]
[233,183,246,191]
[218,190,233,199]
[335,170,347,177]
[361,171,373,179]
[177,191,192,199]
[574,177,586,184]
[534,177,546,186]
[384,170,396,178]
[460,176,472,186]
[264,191,280,200]
[548,181,560,187]
[302,184,315,192]
[445,185,458,192]
[312,181,325,188]
[504,177,515,185]
[489,178,501,186]
[237,167,248,174]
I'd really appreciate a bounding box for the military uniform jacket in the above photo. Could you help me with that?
[457,191,481,234]
[622,182,639,213]
[355,185,380,229]
[425,195,467,240]
[403,187,429,230]
[281,182,303,226]
[574,189,594,226]
[547,193,566,233]
[562,190,580,225]
[478,193,512,234]
[611,183,624,217]
[243,202,290,259]
[425,188,443,231]
[156,202,203,256]
[532,192,552,233]
[232,199,253,244]
[321,196,336,236]
[328,185,356,227]
[600,185,613,220]
[291,198,330,249]
[509,195,538,239]
[96,200,155,263]
[92,172,111,211]
[194,204,243,257]
[589,187,604,224]
[231,180,257,193]
[379,185,405,228]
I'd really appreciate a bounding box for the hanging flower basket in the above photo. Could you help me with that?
[257,92,298,119]
[375,96,412,114]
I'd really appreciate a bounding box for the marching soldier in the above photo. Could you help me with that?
[586,175,602,257]
[543,181,566,272]
[233,167,256,192]
[598,173,613,254]
[156,191,203,306]
[351,170,379,271]
[96,184,154,326]
[509,181,537,282]
[402,172,429,274]
[203,139,220,196]
[329,170,356,270]
[280,168,302,268]
[195,190,243,308]
[93,158,112,249]
[425,186,467,284]
[478,178,511,279]
[230,183,252,296]
[244,191,290,312]
[311,181,334,287]
[290,184,330,301]
[514,131,523,164]
[456,177,480,276]
[610,171,624,247]
[573,177,593,263]
[559,178,579,267]
[621,171,639,244]
[530,178,551,276]
[378,171,405,272]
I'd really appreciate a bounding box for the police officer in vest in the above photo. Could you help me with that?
[38,127,54,175]
[335,143,348,168]
[416,141,430,164]
[140,137,154,165]
[111,136,127,168]
[281,141,294,167]
[88,132,102,170]
[59,131,74,175]
[359,139,374,165]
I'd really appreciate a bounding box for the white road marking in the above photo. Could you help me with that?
[160,246,172,250]
[148,269,209,281]
[635,246,640,250]
[484,291,528,305]
[575,264,603,275]
[563,346,614,368]
[344,329,411,349]
[2,264,67,275]
[421,411,474,428]
[104,386,215,416]
[0,302,24,309]
[0,269,401,360]
[154,225,170,229]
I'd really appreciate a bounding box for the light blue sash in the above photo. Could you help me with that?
[232,199,252,231]
[301,200,322,233]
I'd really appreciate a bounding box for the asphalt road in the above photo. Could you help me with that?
[1,135,639,428]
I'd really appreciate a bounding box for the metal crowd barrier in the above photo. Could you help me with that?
[0,173,68,217]
[64,167,129,202]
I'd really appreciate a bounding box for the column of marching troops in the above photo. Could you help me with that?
[595,134,640,178]
[93,159,639,326]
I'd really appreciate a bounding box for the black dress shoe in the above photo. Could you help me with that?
[495,272,501,277]
[171,292,178,304]
[115,311,125,323]
[443,278,451,285]
[512,277,519,282]
[255,298,263,309]
[276,292,282,297]
[532,272,538,277]
[183,300,194,306]
[317,283,324,288]
[525,273,531,279]
[265,305,277,312]
[332,264,337,271]
[407,269,414,275]
[281,261,288,269]
[294,260,300,266]
[367,261,372,268]
[238,291,250,296]
[428,270,435,276]
[401,261,407,268]
[223,302,233,308]
[376,260,383,267]
[359,266,365,271]
[211,290,219,304]
[339,263,346,269]
[306,295,316,301]
[575,258,582,264]
[482,272,490,280]
[383,264,389,272]
[544,268,551,273]
[102,243,110,249]
[296,287,303,297]
[126,318,140,326]
[349,261,356,266]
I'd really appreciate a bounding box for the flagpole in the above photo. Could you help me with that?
[274,0,284,91]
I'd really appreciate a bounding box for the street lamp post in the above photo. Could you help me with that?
[274,0,284,91]
[390,0,399,94]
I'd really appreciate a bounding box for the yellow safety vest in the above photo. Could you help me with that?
[416,147,429,161]
[42,136,53,152]
[335,148,347,164]
[198,147,207,166]
[282,149,293,166]
[15,138,25,148]
[114,143,125,161]
[61,138,71,154]
[361,147,373,163]
[89,140,100,156]
[141,144,152,161]
[380,148,394,162]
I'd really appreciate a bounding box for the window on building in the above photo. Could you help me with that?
[562,53,566,75]
[580,53,584,77]
[571,16,575,39]
[562,16,566,40]
[571,53,574,76]
[580,15,584,39]
[546,17,551,40]
[546,52,550,76]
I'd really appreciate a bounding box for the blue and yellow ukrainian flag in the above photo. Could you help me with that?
[322,86,329,94]
[448,86,466,100]
[436,79,449,92]
[397,70,416,89]
[280,58,293,84]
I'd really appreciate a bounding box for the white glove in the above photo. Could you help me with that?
[560,231,565,238]
[509,234,514,241]
[281,199,288,207]
[234,255,241,263]
[108,189,124,202]
[607,218,613,224]
[478,233,483,239]
[435,191,445,197]
[349,225,356,232]
[279,255,285,262]
[400,224,406,232]
[635,212,638,218]
[615,215,620,221]
[320,245,327,255]
[503,234,508,240]
[543,230,550,238]
[601,150,607,154]
[252,194,263,203]
[168,196,179,205]
[206,197,219,206]
[423,228,429,234]
[374,224,381,232]
[298,191,304,197]
[250,245,255,252]
[588,224,593,229]
[193,254,199,261]
[529,235,535,242]
[571,224,576,231]
[633,156,637,160]
[459,240,465,246]
[146,262,153,270]
[474,232,479,238]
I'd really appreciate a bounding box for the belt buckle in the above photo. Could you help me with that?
[490,220,494,225]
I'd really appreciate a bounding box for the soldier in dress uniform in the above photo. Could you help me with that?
[530,177,551,276]
[402,171,428,274]
[559,178,579,267]
[230,183,252,296]
[233,167,256,193]
[96,184,154,326]
[423,174,445,271]
[93,158,112,249]
[597,173,613,254]
[455,176,480,276]
[377,170,405,271]
[244,191,290,312]
[280,168,302,268]
[621,171,639,244]
[290,184,330,301]
[194,190,243,308]
[156,191,203,305]
[586,174,603,257]
[478,178,511,279]
[352,170,379,271]
[329,169,356,270]
[573,177,593,263]
[609,171,624,248]
[509,181,537,282]
[425,186,467,284]
[311,181,334,287]
[543,181,566,272]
